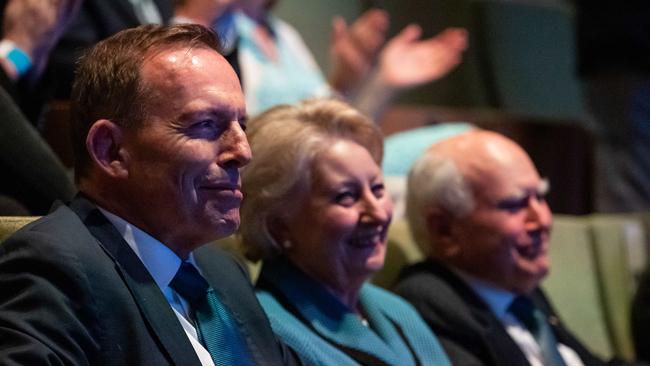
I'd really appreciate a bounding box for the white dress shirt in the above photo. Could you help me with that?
[457,271,585,366]
[99,208,215,366]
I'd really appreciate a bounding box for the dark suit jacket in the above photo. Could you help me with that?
[393,260,609,366]
[0,195,300,365]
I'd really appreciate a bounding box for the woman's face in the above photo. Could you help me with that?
[283,139,393,290]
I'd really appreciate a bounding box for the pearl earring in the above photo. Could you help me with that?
[282,239,292,249]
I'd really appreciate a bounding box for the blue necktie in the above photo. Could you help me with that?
[508,296,567,366]
[170,261,252,366]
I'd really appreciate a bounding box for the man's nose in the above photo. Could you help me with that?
[218,122,252,169]
[525,196,552,230]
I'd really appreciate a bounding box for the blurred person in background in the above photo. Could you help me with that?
[394,130,633,366]
[0,0,79,214]
[174,0,467,119]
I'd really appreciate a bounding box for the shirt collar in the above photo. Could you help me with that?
[454,268,515,320]
[98,207,197,291]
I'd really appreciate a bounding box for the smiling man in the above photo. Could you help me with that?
[0,24,301,365]
[393,130,612,366]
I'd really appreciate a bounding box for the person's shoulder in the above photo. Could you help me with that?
[392,261,482,327]
[393,260,457,298]
[364,283,434,324]
[2,203,88,253]
[364,282,415,308]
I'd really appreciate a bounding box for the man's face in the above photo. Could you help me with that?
[122,46,250,253]
[447,147,552,294]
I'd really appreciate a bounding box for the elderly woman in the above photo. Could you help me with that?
[239,99,451,366]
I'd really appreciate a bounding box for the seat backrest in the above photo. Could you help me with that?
[542,215,613,358]
[470,0,586,120]
[589,214,647,360]
[372,219,424,288]
[0,216,39,243]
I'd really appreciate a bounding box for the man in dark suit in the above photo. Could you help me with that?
[0,24,301,365]
[393,130,619,365]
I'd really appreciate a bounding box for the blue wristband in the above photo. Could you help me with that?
[6,47,31,76]
[0,40,32,77]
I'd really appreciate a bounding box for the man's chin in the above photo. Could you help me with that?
[201,208,241,239]
[512,268,549,294]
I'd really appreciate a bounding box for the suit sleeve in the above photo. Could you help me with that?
[0,231,99,365]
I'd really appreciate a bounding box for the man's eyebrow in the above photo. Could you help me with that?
[178,108,246,122]
[495,178,551,206]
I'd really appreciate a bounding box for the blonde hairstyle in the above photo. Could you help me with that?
[239,98,383,261]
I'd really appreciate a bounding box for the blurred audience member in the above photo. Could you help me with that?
[394,130,628,365]
[0,0,78,214]
[576,2,650,212]
[174,0,467,118]
[239,99,452,365]
[0,0,81,93]
[8,0,173,124]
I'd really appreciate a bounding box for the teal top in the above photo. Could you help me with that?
[256,258,452,366]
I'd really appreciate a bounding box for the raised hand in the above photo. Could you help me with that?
[377,25,468,89]
[329,8,389,95]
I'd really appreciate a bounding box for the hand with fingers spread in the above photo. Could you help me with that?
[377,26,468,89]
[329,8,389,95]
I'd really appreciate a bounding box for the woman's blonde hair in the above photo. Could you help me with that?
[239,98,383,261]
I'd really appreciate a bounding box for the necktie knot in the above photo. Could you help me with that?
[169,261,209,304]
[508,295,541,335]
[508,295,568,366]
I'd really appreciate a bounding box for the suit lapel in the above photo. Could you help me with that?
[69,196,202,366]
[418,261,532,365]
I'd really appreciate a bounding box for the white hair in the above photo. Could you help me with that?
[405,150,475,256]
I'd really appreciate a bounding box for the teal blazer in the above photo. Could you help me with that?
[256,258,452,366]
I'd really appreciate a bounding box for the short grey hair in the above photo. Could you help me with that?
[239,98,383,261]
[405,149,475,257]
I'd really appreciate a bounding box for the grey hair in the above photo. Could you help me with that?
[239,98,383,261]
[405,149,475,257]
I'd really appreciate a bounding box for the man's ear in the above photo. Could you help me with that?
[425,206,461,258]
[86,119,129,179]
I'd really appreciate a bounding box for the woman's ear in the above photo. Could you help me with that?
[86,119,129,179]
[267,216,291,249]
